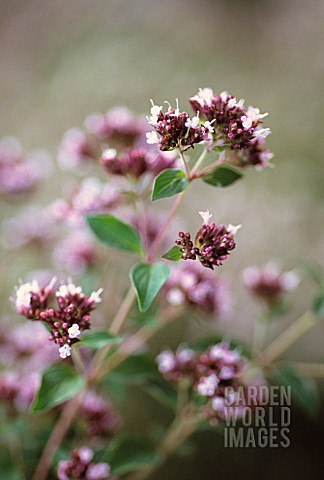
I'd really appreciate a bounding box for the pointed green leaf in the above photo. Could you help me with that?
[270,367,319,418]
[80,330,123,350]
[313,293,324,318]
[203,165,243,188]
[161,245,182,261]
[86,214,143,255]
[31,364,85,413]
[110,436,162,475]
[130,262,170,312]
[152,169,188,201]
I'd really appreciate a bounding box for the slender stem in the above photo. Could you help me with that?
[252,312,270,357]
[190,146,209,175]
[89,286,136,380]
[276,361,324,378]
[95,307,184,381]
[110,286,137,335]
[257,311,317,367]
[146,191,185,262]
[127,408,203,480]
[178,145,191,178]
[191,155,225,179]
[31,391,84,480]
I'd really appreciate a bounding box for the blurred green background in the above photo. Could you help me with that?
[1,0,324,478]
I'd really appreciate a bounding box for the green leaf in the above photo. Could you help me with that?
[144,380,177,410]
[270,367,319,418]
[213,145,228,152]
[203,165,243,188]
[79,330,123,349]
[110,436,161,475]
[313,293,324,318]
[161,245,182,261]
[152,169,188,201]
[130,262,170,312]
[31,364,85,413]
[86,214,143,256]
[112,353,158,383]
[300,261,324,288]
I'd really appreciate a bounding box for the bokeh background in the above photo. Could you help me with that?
[1,0,324,478]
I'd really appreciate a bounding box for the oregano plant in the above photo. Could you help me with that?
[0,87,322,480]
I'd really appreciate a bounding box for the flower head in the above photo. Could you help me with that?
[175,212,239,269]
[146,99,211,151]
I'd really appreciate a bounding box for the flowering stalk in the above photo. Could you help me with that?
[127,406,205,480]
[257,311,317,367]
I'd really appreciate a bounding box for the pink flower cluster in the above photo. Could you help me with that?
[57,446,111,480]
[157,342,246,424]
[14,279,103,358]
[175,212,240,270]
[163,262,230,317]
[58,107,147,173]
[243,262,299,306]
[79,391,121,438]
[50,178,120,227]
[189,88,272,169]
[100,146,177,179]
[0,137,51,197]
[146,99,213,151]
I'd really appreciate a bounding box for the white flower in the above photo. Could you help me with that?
[15,280,40,309]
[177,347,195,363]
[59,344,72,359]
[88,288,104,304]
[147,101,162,125]
[228,98,237,108]
[241,107,268,130]
[210,345,226,361]
[197,374,219,396]
[174,98,180,116]
[199,210,212,225]
[220,90,229,102]
[78,446,94,464]
[68,323,81,339]
[211,396,226,412]
[150,99,162,116]
[166,288,185,306]
[227,224,242,235]
[190,88,214,107]
[101,148,117,160]
[204,120,215,133]
[185,115,200,129]
[156,351,176,373]
[56,283,82,298]
[281,271,300,290]
[146,131,159,145]
[253,128,271,141]
[241,115,253,130]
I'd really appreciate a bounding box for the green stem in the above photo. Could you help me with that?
[127,407,203,480]
[276,361,324,378]
[191,155,225,179]
[257,311,317,367]
[190,146,209,175]
[31,390,85,480]
[178,145,191,178]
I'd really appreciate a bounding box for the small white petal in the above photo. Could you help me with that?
[68,323,81,339]
[227,224,242,235]
[146,131,159,145]
[102,148,117,160]
[88,288,104,303]
[199,210,212,225]
[59,344,71,359]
